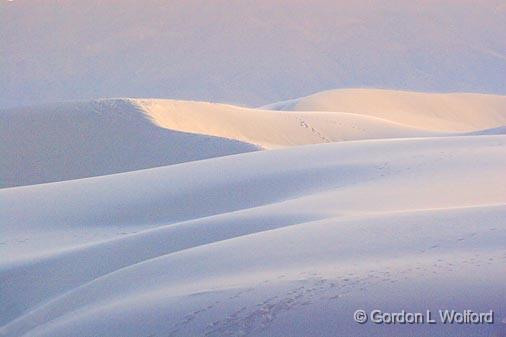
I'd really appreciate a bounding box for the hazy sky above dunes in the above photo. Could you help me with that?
[1,0,505,108]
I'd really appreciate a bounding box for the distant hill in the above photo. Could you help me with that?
[1,1,505,108]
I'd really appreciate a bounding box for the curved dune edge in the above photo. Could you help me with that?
[132,97,442,149]
[3,89,505,188]
[1,135,506,336]
[264,88,506,132]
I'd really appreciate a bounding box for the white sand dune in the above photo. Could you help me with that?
[2,89,506,336]
[1,135,505,337]
[0,99,260,188]
[265,88,506,131]
[3,89,505,188]
[134,98,442,148]
[467,125,506,136]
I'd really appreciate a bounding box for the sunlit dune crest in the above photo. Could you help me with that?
[2,89,505,188]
